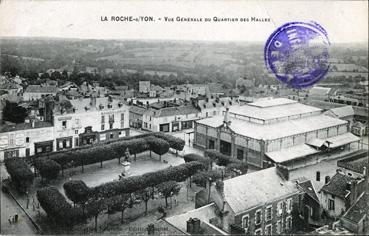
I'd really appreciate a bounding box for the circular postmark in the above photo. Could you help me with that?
[264,22,330,89]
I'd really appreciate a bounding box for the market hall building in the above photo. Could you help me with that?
[194,98,360,169]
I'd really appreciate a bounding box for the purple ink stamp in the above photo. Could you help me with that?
[264,22,330,89]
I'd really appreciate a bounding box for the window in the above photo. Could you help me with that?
[286,198,292,213]
[110,133,114,139]
[75,130,79,134]
[286,216,292,230]
[266,205,272,221]
[255,229,262,235]
[265,224,272,235]
[213,111,217,116]
[101,124,105,130]
[316,171,320,181]
[26,137,30,143]
[109,123,113,129]
[277,201,283,216]
[242,214,249,228]
[119,131,122,135]
[328,199,335,211]
[276,220,282,234]
[255,209,262,225]
[101,115,105,123]
[62,121,67,128]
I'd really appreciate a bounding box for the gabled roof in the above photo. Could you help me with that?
[129,106,146,115]
[320,173,355,198]
[222,167,300,214]
[25,85,57,94]
[298,179,320,203]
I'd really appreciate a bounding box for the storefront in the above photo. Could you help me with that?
[34,140,54,154]
[56,136,73,151]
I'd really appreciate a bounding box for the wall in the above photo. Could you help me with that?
[320,192,346,218]
[0,126,54,161]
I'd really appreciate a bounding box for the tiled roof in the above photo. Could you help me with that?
[25,85,57,94]
[129,106,146,115]
[320,173,355,198]
[147,105,199,117]
[0,121,53,133]
[197,114,347,141]
[337,150,368,174]
[222,167,300,214]
[342,192,368,224]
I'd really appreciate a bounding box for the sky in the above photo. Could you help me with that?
[0,0,368,43]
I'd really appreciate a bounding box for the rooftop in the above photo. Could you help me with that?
[320,172,355,198]
[228,98,322,122]
[266,144,319,163]
[146,105,199,118]
[325,106,355,118]
[165,203,218,233]
[0,121,53,133]
[342,192,368,224]
[337,150,368,174]
[298,179,320,203]
[24,85,57,94]
[196,114,347,141]
[222,167,300,214]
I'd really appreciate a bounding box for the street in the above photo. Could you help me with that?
[1,164,38,235]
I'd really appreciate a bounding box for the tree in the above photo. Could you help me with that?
[156,181,181,208]
[63,180,90,208]
[2,101,28,123]
[5,157,34,193]
[34,159,61,181]
[136,187,154,215]
[107,194,131,223]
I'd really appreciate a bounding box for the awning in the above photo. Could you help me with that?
[265,144,319,163]
[306,138,325,148]
[325,133,360,148]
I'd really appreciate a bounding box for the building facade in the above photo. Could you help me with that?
[194,98,357,169]
[53,97,130,149]
[0,121,54,161]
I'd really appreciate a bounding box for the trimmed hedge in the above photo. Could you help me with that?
[37,187,84,225]
[144,136,170,156]
[5,157,34,191]
[205,149,244,166]
[63,180,90,205]
[152,133,185,151]
[80,161,205,199]
[34,159,61,180]
[183,153,211,167]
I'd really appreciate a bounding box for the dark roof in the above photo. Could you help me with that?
[129,106,146,115]
[0,121,53,133]
[337,150,368,174]
[320,173,355,198]
[148,105,199,117]
[342,192,368,223]
[298,180,320,203]
[25,85,57,94]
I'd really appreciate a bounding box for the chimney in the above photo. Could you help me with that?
[192,218,201,234]
[363,167,367,177]
[90,96,96,108]
[223,107,231,127]
[325,176,331,184]
[186,218,194,234]
[276,164,289,180]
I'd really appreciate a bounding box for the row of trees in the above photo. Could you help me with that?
[33,133,185,181]
[37,161,205,228]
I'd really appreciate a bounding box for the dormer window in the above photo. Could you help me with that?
[108,104,113,109]
[99,104,104,110]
